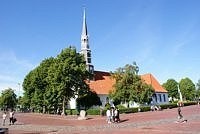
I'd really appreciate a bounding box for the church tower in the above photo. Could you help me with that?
[80,9,94,74]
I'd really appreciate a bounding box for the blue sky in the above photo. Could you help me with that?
[0,0,200,95]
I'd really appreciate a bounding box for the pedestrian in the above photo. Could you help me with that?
[2,112,7,126]
[177,102,187,123]
[114,107,120,123]
[106,108,111,123]
[110,107,115,123]
[9,110,14,125]
[177,106,183,120]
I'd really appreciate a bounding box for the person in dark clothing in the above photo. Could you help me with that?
[177,102,187,123]
[114,108,120,123]
[177,106,183,119]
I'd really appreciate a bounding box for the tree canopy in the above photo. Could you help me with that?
[162,79,178,101]
[110,62,154,107]
[76,85,102,111]
[22,57,55,112]
[0,88,17,110]
[179,77,195,101]
[22,47,100,114]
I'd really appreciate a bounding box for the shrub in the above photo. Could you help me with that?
[65,102,196,115]
[87,109,101,115]
[66,109,79,115]
[183,101,196,106]
[116,104,126,109]
[119,107,138,114]
[139,106,150,112]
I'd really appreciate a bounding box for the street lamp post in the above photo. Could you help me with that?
[178,84,183,102]
[18,83,20,97]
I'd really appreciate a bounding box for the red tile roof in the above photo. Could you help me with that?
[87,71,167,95]
[87,71,115,94]
[141,73,167,93]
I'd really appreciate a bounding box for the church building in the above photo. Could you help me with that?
[69,9,169,109]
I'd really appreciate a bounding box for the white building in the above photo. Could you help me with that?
[69,9,169,109]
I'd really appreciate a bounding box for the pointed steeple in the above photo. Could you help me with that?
[80,8,94,74]
[82,9,88,37]
[81,8,89,49]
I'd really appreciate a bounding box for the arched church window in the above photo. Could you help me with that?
[89,66,93,73]
[87,52,91,57]
[88,58,91,63]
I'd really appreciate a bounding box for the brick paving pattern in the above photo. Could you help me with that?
[0,105,200,134]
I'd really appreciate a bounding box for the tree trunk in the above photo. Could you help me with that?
[61,96,66,115]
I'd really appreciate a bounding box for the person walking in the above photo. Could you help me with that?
[177,106,183,120]
[2,112,7,126]
[177,102,187,123]
[9,110,14,125]
[106,108,111,123]
[114,107,120,123]
[110,107,115,123]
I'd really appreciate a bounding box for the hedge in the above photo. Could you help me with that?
[65,101,197,115]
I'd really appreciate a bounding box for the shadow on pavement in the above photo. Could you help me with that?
[119,119,129,123]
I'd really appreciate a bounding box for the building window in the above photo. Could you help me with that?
[159,94,162,102]
[89,66,93,73]
[153,93,157,103]
[87,52,91,57]
[88,58,91,63]
[163,94,166,102]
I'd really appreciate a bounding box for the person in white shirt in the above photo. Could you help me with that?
[9,110,14,125]
[2,112,7,126]
[106,109,111,123]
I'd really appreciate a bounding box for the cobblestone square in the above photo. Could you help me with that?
[1,105,200,134]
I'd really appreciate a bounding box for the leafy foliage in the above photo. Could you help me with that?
[76,85,102,110]
[0,88,17,110]
[110,63,154,107]
[47,47,91,114]
[179,77,196,101]
[22,57,55,112]
[22,47,100,114]
[162,79,179,101]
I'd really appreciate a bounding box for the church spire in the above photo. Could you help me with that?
[82,8,88,37]
[80,8,94,74]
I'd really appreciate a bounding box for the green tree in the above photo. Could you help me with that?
[0,88,17,110]
[47,47,90,115]
[110,63,153,107]
[179,77,195,101]
[22,70,36,110]
[23,46,97,114]
[22,57,55,112]
[162,79,178,101]
[33,57,55,113]
[76,86,102,110]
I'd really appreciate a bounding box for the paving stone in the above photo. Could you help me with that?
[1,105,200,134]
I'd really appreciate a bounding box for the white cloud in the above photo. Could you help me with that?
[0,50,36,93]
[0,51,34,69]
[172,41,187,56]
